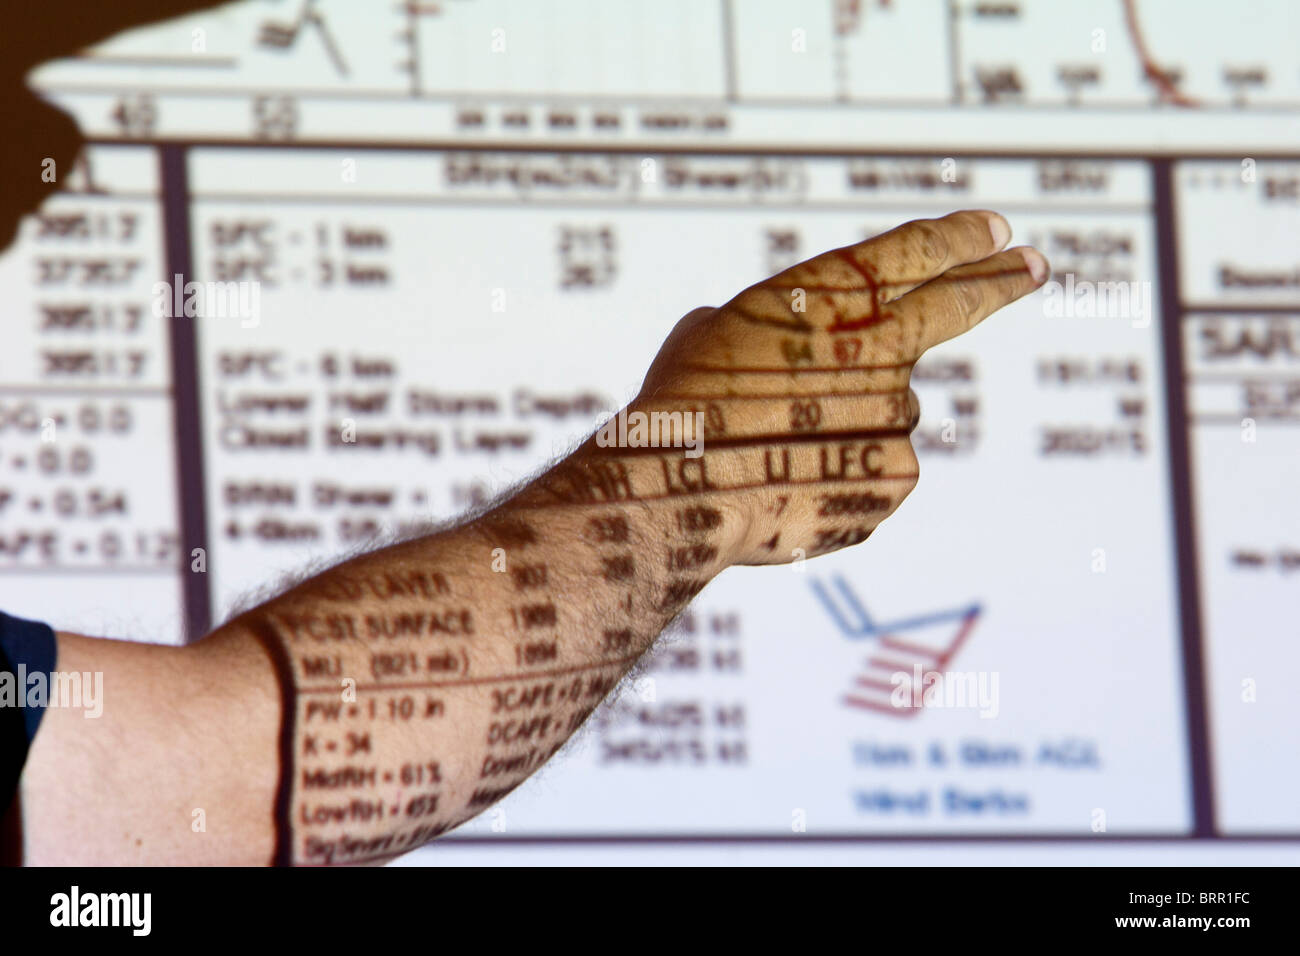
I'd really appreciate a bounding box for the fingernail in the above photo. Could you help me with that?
[1021,247,1049,284]
[988,213,1012,249]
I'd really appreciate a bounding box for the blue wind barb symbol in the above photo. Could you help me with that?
[810,574,981,639]
[809,574,983,717]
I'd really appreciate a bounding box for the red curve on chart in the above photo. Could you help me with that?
[1122,0,1199,107]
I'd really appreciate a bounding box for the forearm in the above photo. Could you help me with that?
[217,428,745,865]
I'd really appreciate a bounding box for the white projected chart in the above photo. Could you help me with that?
[3,1,1298,863]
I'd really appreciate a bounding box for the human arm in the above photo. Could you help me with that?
[11,210,1047,864]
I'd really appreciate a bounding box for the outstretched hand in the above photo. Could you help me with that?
[632,210,1049,566]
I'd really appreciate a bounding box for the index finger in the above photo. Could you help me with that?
[892,245,1050,357]
[769,209,1012,303]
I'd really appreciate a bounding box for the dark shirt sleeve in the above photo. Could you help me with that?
[0,611,58,818]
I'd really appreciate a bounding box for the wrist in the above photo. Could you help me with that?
[502,411,749,571]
